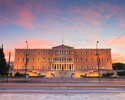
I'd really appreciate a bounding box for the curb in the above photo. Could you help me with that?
[1,85,125,87]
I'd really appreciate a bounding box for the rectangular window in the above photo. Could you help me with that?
[106,51,109,54]
[75,51,78,54]
[106,58,109,61]
[38,51,40,54]
[85,51,88,54]
[91,51,93,54]
[28,51,30,55]
[23,51,25,54]
[75,58,78,61]
[37,66,40,69]
[69,51,71,54]
[43,58,45,61]
[38,58,40,62]
[69,58,71,61]
[17,58,20,61]
[48,66,50,69]
[101,58,104,62]
[54,58,57,61]
[33,51,36,54]
[86,58,88,62]
[81,52,83,54]
[48,58,50,61]
[27,58,30,61]
[17,66,19,69]
[32,58,35,62]
[76,66,78,69]
[43,51,45,54]
[86,66,88,69]
[55,51,57,54]
[22,58,25,62]
[18,51,20,54]
[107,66,109,69]
[91,58,93,62]
[60,57,61,61]
[32,66,34,69]
[27,65,29,69]
[81,58,83,61]
[102,66,104,69]
[22,66,24,69]
[91,66,94,69]
[60,51,61,54]
[101,51,103,54]
[48,51,50,54]
[43,66,45,69]
[81,66,83,69]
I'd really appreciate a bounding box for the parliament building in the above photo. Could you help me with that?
[14,44,112,77]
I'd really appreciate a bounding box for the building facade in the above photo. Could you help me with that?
[14,44,112,72]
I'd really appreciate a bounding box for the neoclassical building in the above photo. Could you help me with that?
[14,44,112,72]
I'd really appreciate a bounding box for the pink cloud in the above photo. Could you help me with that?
[112,53,125,63]
[119,19,125,28]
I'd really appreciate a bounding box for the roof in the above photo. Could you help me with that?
[52,44,74,50]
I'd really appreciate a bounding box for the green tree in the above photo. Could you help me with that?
[0,48,8,76]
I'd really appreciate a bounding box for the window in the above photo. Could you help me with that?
[32,66,34,69]
[54,58,57,61]
[69,51,71,54]
[106,58,109,61]
[69,58,72,61]
[64,51,66,54]
[107,66,109,69]
[38,58,40,62]
[33,51,36,54]
[76,66,78,69]
[101,51,103,54]
[27,65,29,69]
[91,58,93,62]
[17,58,20,61]
[75,51,78,54]
[95,51,98,54]
[55,51,57,54]
[81,66,83,69]
[43,66,45,69]
[27,58,30,61]
[48,66,50,69]
[17,66,19,69]
[86,66,88,69]
[85,51,88,54]
[101,58,104,62]
[22,58,25,62]
[38,51,40,54]
[60,51,61,54]
[48,51,50,54]
[81,58,83,61]
[37,66,40,69]
[43,58,45,61]
[23,51,25,54]
[86,58,88,62]
[91,51,93,54]
[102,66,104,69]
[75,58,78,62]
[48,58,50,61]
[106,51,109,54]
[43,51,45,54]
[22,66,24,69]
[64,57,66,61]
[81,52,83,54]
[91,66,94,69]
[60,57,61,61]
[18,51,20,54]
[33,58,35,62]
[28,51,30,54]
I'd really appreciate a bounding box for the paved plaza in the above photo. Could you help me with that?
[1,93,125,100]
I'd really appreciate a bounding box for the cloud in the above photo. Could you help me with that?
[119,18,125,28]
[112,53,125,63]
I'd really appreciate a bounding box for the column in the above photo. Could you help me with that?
[66,64,67,70]
[61,64,62,70]
[71,64,72,70]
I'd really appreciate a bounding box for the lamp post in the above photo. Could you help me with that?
[25,41,28,80]
[96,41,100,82]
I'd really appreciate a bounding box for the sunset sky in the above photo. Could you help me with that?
[0,0,125,63]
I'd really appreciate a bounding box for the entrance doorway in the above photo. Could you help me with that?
[69,65,71,70]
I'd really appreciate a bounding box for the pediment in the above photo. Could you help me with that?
[52,44,74,50]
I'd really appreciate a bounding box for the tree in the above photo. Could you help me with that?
[0,48,8,76]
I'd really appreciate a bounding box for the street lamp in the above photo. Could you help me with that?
[25,41,28,80]
[96,41,100,82]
